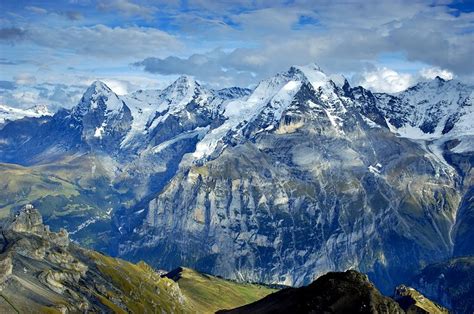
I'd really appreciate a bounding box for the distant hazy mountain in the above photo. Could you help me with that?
[0,103,51,124]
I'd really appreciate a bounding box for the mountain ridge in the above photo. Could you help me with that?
[0,63,472,301]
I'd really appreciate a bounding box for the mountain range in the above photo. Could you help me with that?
[0,63,472,312]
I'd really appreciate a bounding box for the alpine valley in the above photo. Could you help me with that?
[0,63,473,313]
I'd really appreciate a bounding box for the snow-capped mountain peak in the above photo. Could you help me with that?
[193,64,331,159]
[161,75,199,101]
[293,63,330,90]
[377,78,473,137]
[72,80,125,117]
[88,80,113,93]
[373,77,473,156]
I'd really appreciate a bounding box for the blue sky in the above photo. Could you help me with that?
[0,0,473,108]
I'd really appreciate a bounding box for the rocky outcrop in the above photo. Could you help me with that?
[394,285,448,314]
[6,204,70,247]
[0,255,12,284]
[8,203,46,234]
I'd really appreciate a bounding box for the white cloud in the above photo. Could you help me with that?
[0,83,85,110]
[25,6,48,15]
[356,67,415,93]
[419,67,454,80]
[14,73,37,85]
[100,79,129,95]
[97,0,155,19]
[11,91,40,105]
[2,0,473,95]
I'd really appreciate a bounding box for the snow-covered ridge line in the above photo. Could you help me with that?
[75,65,473,159]
[0,104,51,124]
[8,64,468,161]
[373,77,473,153]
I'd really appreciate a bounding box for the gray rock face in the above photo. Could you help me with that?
[8,204,45,234]
[0,255,12,284]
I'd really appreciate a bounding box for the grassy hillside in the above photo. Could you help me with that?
[0,155,124,248]
[165,267,276,313]
[87,252,191,313]
[0,163,80,218]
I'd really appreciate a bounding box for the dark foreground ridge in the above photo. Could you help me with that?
[219,270,448,314]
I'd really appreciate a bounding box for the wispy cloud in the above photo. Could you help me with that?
[25,6,48,15]
[97,0,156,19]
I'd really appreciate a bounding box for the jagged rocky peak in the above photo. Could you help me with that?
[0,104,52,124]
[162,75,200,98]
[8,204,44,234]
[5,204,69,247]
[374,74,473,143]
[248,62,340,105]
[152,74,216,113]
